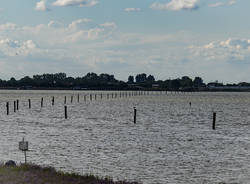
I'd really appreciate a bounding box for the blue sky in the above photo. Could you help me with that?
[0,0,249,83]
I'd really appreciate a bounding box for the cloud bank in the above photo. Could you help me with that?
[151,0,199,11]
[52,0,98,7]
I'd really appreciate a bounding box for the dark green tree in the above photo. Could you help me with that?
[193,77,203,87]
[180,76,193,88]
[147,75,155,82]
[128,75,134,83]
[135,73,147,83]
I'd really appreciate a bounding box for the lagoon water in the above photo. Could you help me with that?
[0,90,250,184]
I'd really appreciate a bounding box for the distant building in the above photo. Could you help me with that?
[152,84,160,88]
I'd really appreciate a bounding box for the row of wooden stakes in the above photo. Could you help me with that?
[5,91,161,118]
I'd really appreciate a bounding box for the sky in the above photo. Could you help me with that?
[0,0,249,83]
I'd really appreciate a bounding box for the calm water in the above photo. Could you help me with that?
[0,90,250,184]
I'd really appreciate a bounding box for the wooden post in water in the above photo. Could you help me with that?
[84,95,86,102]
[71,96,73,103]
[95,94,97,100]
[77,94,80,103]
[52,96,54,106]
[90,94,92,101]
[64,106,68,119]
[28,99,31,109]
[16,100,19,110]
[41,97,43,107]
[14,101,16,113]
[64,96,67,104]
[6,102,9,115]
[107,93,109,99]
[100,94,102,99]
[134,107,137,124]
[213,112,216,130]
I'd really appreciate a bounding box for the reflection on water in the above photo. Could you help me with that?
[0,91,250,184]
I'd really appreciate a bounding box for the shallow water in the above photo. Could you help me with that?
[0,90,250,184]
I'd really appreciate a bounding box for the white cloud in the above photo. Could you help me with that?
[151,0,199,11]
[35,0,49,11]
[228,0,237,5]
[53,0,98,7]
[48,21,64,28]
[100,22,117,29]
[208,0,237,8]
[220,38,250,50]
[0,39,38,56]
[189,38,250,64]
[208,2,225,7]
[194,38,250,50]
[124,8,141,12]
[0,23,17,31]
[68,18,92,29]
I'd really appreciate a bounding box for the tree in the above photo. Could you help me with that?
[180,76,193,88]
[135,73,147,83]
[19,76,33,86]
[147,75,155,82]
[9,77,17,86]
[193,77,203,87]
[128,75,134,83]
[171,79,181,90]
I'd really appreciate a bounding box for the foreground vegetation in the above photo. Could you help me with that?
[0,163,139,184]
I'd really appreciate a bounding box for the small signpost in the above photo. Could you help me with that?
[19,138,28,164]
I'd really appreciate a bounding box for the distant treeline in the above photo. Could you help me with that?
[0,72,249,91]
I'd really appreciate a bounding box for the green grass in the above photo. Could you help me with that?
[0,163,140,184]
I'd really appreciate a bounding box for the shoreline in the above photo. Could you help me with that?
[0,162,140,184]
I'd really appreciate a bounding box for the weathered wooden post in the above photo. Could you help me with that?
[28,99,31,109]
[14,101,16,113]
[41,97,43,107]
[17,100,19,110]
[112,93,113,98]
[90,94,92,101]
[95,94,97,100]
[100,94,102,99]
[6,102,9,115]
[77,94,80,103]
[64,106,67,119]
[134,107,137,124]
[84,95,86,102]
[107,93,109,99]
[52,96,54,106]
[71,96,73,103]
[213,112,216,130]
